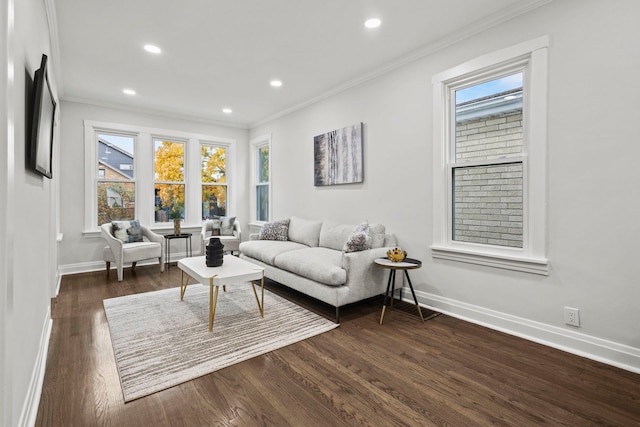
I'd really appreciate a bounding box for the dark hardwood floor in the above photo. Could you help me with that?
[36,264,640,426]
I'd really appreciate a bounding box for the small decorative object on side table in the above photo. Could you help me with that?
[374,256,439,325]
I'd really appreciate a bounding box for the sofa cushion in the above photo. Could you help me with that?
[369,223,386,248]
[287,216,323,247]
[239,240,308,265]
[319,220,357,251]
[274,247,347,286]
[259,219,290,241]
[343,223,372,253]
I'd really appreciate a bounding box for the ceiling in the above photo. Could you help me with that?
[53,0,544,128]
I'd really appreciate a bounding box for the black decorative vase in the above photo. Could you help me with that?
[206,237,224,267]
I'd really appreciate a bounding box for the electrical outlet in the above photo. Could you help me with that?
[564,307,580,327]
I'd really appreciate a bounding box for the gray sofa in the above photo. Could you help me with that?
[239,216,397,322]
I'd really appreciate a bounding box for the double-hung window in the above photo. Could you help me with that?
[251,135,271,223]
[432,37,549,274]
[153,138,185,222]
[201,144,227,219]
[96,133,136,224]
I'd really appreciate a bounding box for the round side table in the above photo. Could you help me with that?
[374,257,425,325]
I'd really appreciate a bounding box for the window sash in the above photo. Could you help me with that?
[251,135,271,223]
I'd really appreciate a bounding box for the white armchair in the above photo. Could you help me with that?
[101,222,165,281]
[201,219,241,255]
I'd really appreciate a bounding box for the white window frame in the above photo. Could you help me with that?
[431,36,549,275]
[83,120,235,235]
[250,134,272,224]
[200,141,230,220]
[153,136,187,221]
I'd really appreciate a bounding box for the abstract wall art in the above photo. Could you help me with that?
[313,122,363,186]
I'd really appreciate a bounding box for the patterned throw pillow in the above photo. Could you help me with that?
[259,219,290,241]
[209,219,222,236]
[219,216,236,236]
[343,223,372,253]
[111,220,143,243]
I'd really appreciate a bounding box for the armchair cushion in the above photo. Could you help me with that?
[111,220,143,243]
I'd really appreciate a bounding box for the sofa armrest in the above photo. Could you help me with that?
[342,247,389,276]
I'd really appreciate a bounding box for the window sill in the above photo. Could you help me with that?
[431,245,548,275]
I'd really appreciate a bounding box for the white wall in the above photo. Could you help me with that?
[250,0,640,371]
[58,101,250,272]
[1,0,60,425]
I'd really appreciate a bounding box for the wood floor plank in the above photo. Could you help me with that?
[35,266,640,426]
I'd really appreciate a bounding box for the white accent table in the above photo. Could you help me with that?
[177,255,265,331]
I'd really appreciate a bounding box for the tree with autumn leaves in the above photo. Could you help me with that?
[154,142,227,220]
[201,145,227,218]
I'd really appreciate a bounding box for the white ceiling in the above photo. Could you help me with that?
[53,0,545,128]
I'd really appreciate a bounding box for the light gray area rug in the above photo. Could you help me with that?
[103,284,339,402]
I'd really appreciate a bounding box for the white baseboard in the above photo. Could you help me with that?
[400,288,640,374]
[59,251,190,276]
[18,307,52,427]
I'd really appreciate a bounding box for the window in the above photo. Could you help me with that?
[251,135,271,223]
[453,72,524,248]
[154,139,185,223]
[84,120,235,233]
[256,145,269,222]
[432,37,548,274]
[201,144,227,219]
[96,133,136,225]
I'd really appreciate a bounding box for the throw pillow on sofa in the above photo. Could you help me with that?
[343,223,372,253]
[259,219,290,241]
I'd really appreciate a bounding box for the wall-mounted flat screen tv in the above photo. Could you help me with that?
[29,54,56,179]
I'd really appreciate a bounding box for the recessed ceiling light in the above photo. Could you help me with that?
[364,18,381,29]
[144,44,162,54]
[123,88,136,95]
[270,79,283,88]
[222,108,232,114]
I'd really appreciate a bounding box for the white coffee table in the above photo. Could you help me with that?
[177,255,265,331]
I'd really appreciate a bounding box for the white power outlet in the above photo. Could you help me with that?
[564,307,580,327]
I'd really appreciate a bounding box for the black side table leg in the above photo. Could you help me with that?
[380,270,394,325]
[166,238,170,271]
[390,270,396,308]
[404,270,425,321]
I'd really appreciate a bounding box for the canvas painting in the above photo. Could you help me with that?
[314,122,363,186]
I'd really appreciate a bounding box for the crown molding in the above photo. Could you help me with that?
[61,95,250,130]
[250,0,552,129]
[44,0,62,98]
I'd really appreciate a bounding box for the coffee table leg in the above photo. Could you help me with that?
[251,275,265,318]
[180,270,190,300]
[209,279,219,332]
